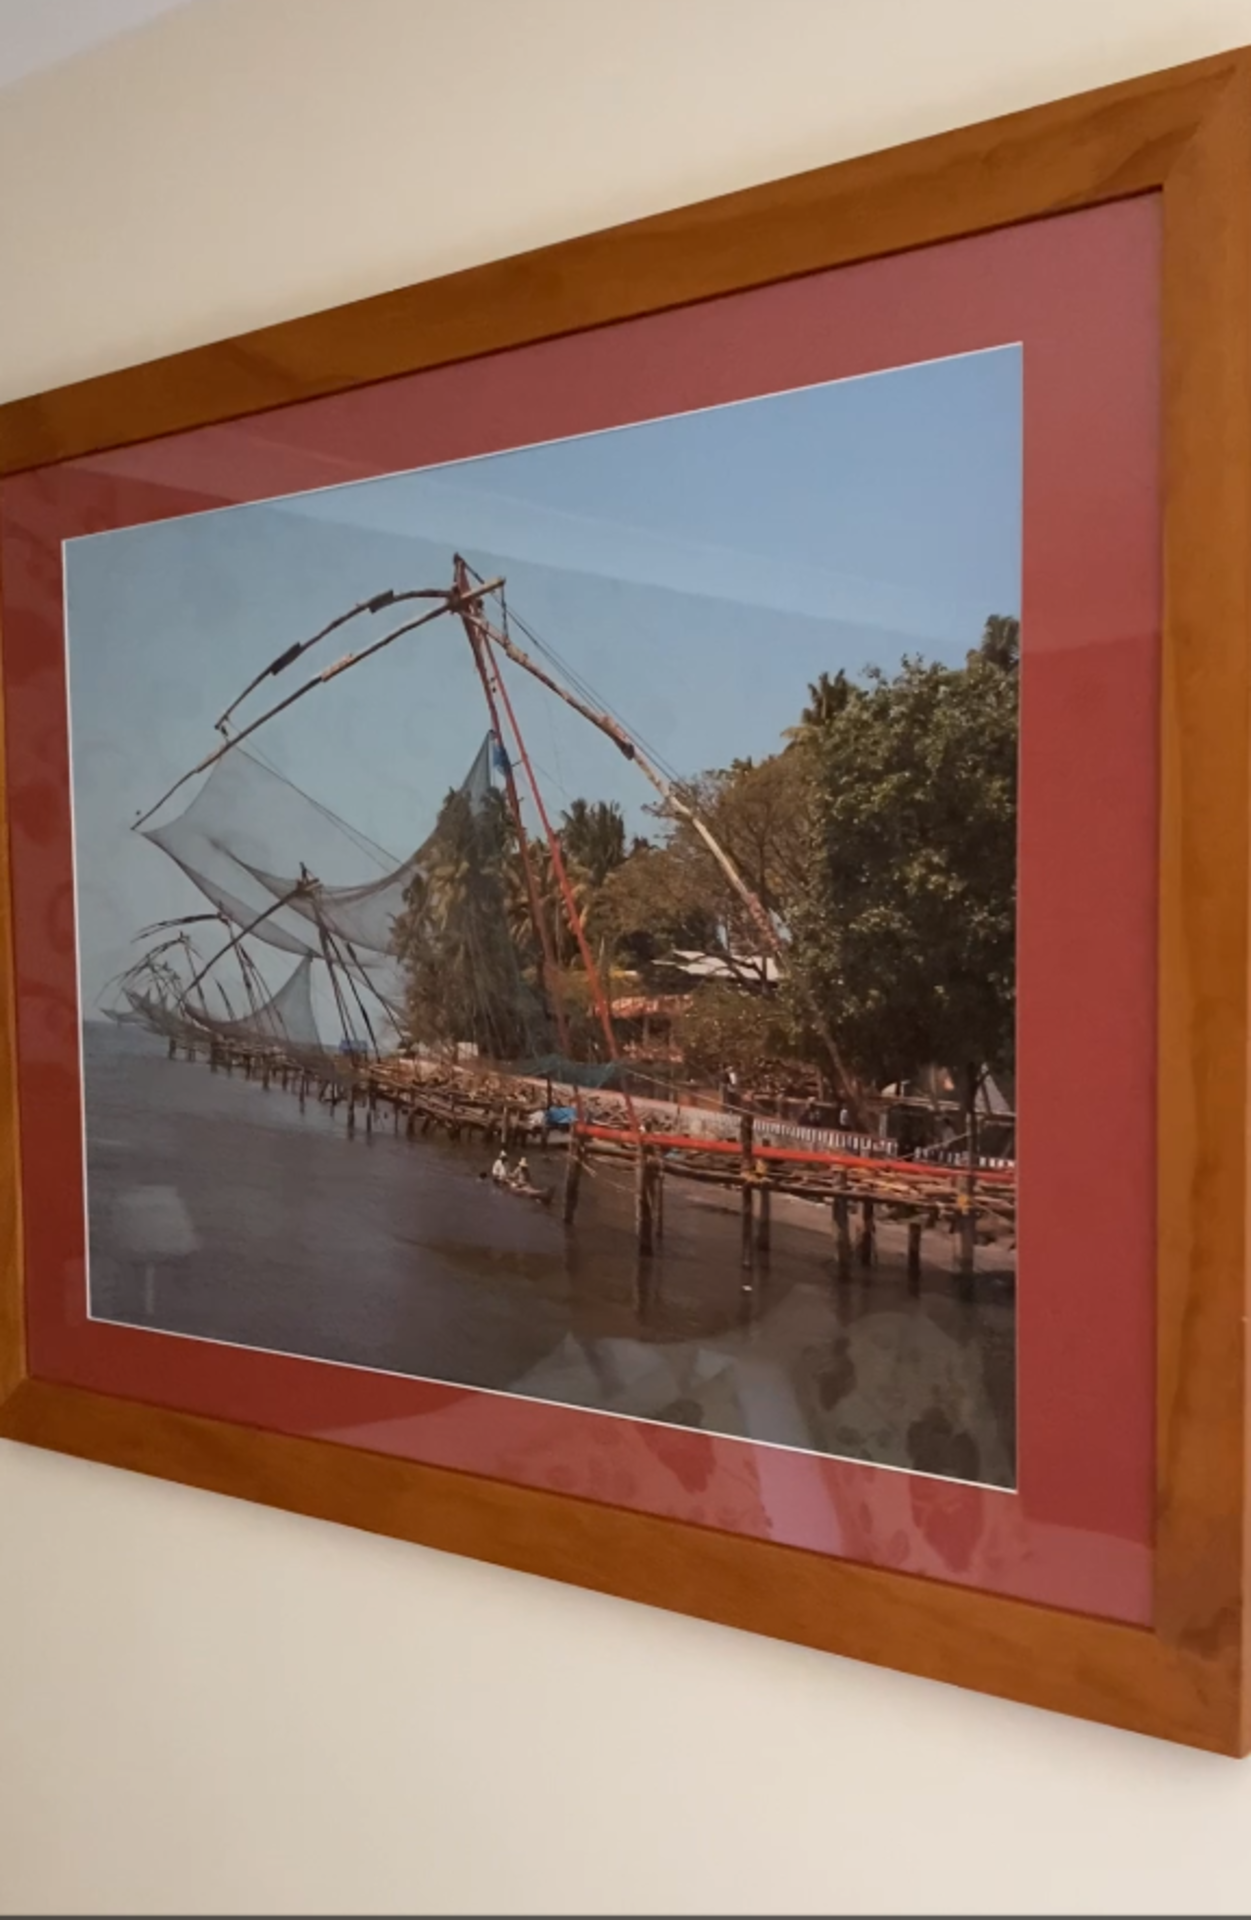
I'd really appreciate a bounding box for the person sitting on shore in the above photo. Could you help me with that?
[491,1151,509,1184]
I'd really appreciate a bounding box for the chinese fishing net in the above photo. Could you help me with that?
[136,732,557,1068]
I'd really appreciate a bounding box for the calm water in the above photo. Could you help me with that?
[84,1022,1016,1485]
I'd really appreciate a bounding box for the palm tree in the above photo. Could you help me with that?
[785,669,857,740]
[528,839,591,969]
[394,785,539,1057]
[977,614,1020,671]
[560,797,627,888]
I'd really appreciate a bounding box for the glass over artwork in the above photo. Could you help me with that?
[66,346,1022,1489]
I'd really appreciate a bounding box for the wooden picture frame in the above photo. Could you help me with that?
[1,46,1248,1753]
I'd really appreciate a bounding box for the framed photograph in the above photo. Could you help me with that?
[2,46,1249,1752]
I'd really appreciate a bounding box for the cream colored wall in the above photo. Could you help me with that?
[4,1,1251,1910]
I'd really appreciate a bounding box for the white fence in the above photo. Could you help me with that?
[747,1117,894,1158]
[911,1146,1016,1171]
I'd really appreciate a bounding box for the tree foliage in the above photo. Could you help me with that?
[559,798,628,888]
[393,785,546,1058]
[596,752,811,982]
[787,618,1018,1102]
[676,983,794,1080]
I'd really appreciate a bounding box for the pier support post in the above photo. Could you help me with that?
[956,1103,978,1292]
[907,1217,922,1292]
[562,1139,585,1225]
[635,1144,655,1256]
[755,1180,771,1256]
[739,1113,755,1271]
[857,1197,876,1270]
[740,1179,755,1270]
[833,1173,852,1279]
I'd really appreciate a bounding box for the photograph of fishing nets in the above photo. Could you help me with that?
[65,346,1021,1489]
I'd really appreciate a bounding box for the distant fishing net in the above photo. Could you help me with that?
[136,731,555,1066]
[144,737,493,961]
[187,954,323,1057]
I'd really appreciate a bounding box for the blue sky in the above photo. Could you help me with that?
[66,345,1021,1013]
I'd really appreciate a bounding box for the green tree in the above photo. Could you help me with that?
[526,837,592,970]
[560,798,627,888]
[596,750,811,982]
[393,785,545,1058]
[676,983,793,1082]
[595,837,720,977]
[975,614,1020,673]
[785,667,859,739]
[789,625,1018,1114]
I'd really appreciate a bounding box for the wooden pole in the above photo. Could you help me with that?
[755,1179,772,1256]
[857,1196,876,1269]
[635,1144,655,1256]
[907,1217,922,1291]
[740,1112,755,1271]
[562,1138,585,1225]
[833,1171,852,1279]
[957,1098,978,1286]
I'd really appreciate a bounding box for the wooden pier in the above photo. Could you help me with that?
[173,1035,1015,1288]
